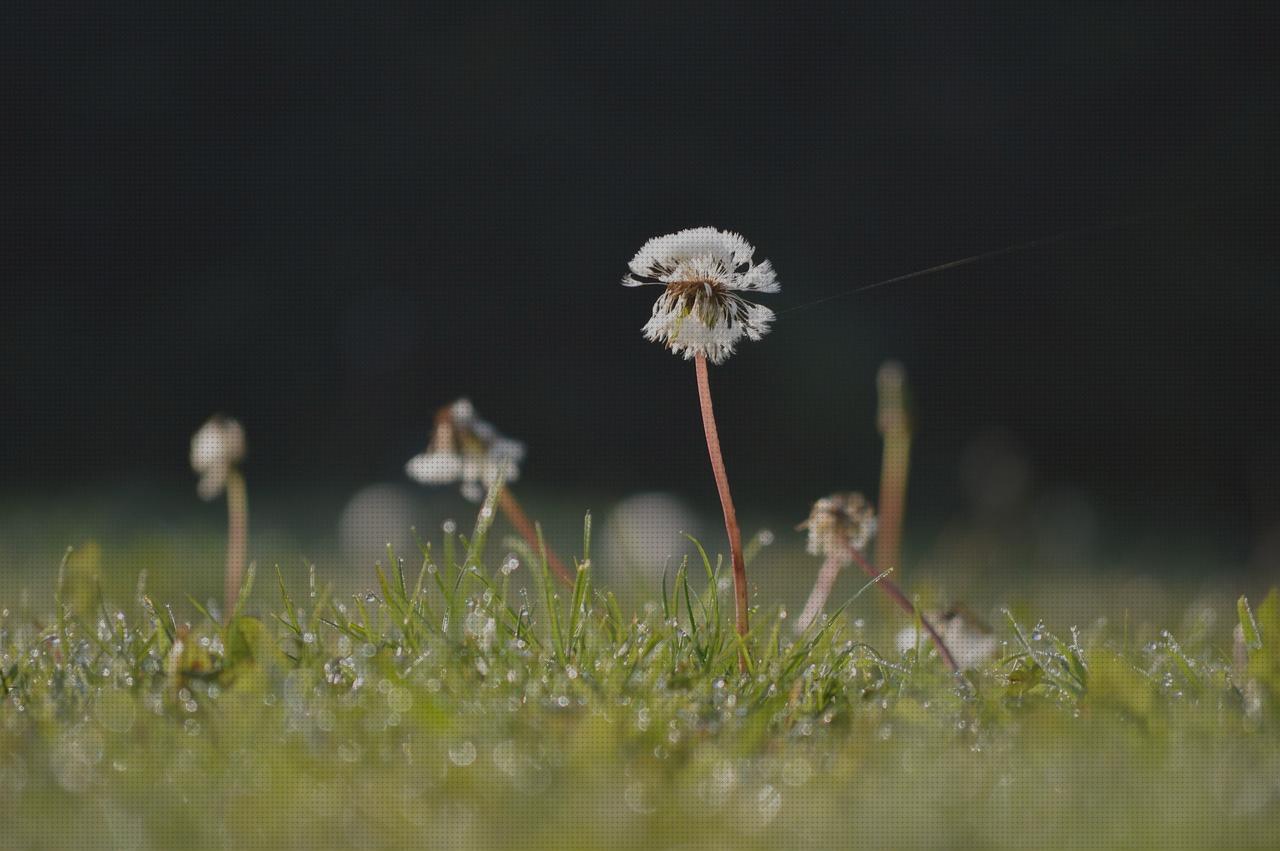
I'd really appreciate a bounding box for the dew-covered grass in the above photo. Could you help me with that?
[2,505,1279,851]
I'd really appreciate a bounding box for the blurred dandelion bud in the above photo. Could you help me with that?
[190,415,246,502]
[794,493,877,634]
[190,414,248,616]
[623,227,779,364]
[875,361,912,576]
[876,361,911,435]
[405,398,525,503]
[796,491,957,669]
[799,492,878,563]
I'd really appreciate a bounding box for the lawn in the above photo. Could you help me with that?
[1,502,1278,851]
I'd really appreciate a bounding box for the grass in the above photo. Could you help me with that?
[1,505,1279,851]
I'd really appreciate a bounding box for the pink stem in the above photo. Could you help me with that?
[848,546,957,672]
[694,353,749,671]
[796,553,843,633]
[497,487,575,588]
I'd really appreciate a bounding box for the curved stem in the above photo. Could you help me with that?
[497,486,575,588]
[694,353,749,671]
[796,553,844,634]
[847,546,957,672]
[224,469,248,617]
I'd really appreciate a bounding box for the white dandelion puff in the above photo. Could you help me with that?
[405,451,463,486]
[620,229,779,668]
[190,415,246,502]
[404,399,525,502]
[405,399,573,586]
[798,492,878,563]
[623,227,780,364]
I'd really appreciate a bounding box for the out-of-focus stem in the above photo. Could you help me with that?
[497,486,575,588]
[224,469,248,617]
[848,546,957,672]
[875,361,912,577]
[695,353,749,672]
[795,553,843,634]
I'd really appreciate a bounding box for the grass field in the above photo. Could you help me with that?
[2,495,1278,851]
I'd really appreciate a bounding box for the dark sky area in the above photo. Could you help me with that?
[3,3,1278,562]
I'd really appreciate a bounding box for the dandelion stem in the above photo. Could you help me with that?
[694,353,749,670]
[224,469,248,617]
[796,554,843,634]
[847,546,957,672]
[497,486,575,588]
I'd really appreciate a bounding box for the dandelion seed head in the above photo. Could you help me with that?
[405,399,525,501]
[800,492,877,561]
[623,227,779,364]
[190,415,245,501]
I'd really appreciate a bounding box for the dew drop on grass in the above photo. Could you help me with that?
[448,740,477,767]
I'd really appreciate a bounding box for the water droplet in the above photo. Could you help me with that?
[448,740,477,767]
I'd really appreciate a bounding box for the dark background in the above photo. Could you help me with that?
[4,3,1279,565]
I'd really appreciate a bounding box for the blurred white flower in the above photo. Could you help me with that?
[622,227,779,364]
[600,493,704,584]
[338,484,419,567]
[405,399,525,502]
[405,451,463,485]
[799,492,877,563]
[896,607,999,670]
[190,415,246,501]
